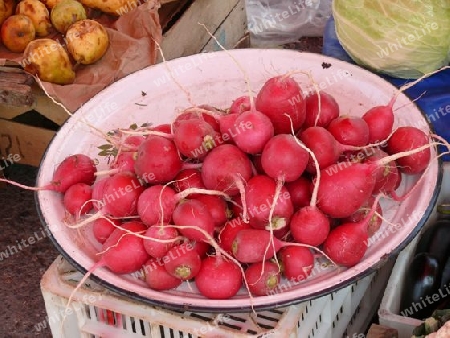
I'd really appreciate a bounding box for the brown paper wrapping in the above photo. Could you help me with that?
[0,0,163,112]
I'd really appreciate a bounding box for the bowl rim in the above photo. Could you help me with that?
[35,49,443,312]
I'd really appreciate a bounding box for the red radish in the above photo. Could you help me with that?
[327,116,370,147]
[386,127,431,174]
[279,246,314,282]
[173,169,205,193]
[218,217,252,254]
[231,110,274,154]
[255,75,306,134]
[137,185,177,226]
[101,221,149,274]
[172,199,215,242]
[134,136,182,184]
[261,134,309,182]
[245,261,280,296]
[232,229,282,263]
[364,149,400,194]
[251,154,265,175]
[219,113,240,142]
[245,175,294,231]
[300,127,340,173]
[362,97,395,143]
[323,195,381,267]
[201,144,253,196]
[101,172,144,218]
[317,140,433,219]
[143,225,180,258]
[174,107,221,132]
[111,152,136,174]
[191,194,229,228]
[163,242,202,280]
[316,162,376,218]
[195,256,242,299]
[173,119,219,159]
[122,136,146,151]
[142,258,182,291]
[343,196,383,237]
[93,218,120,244]
[150,124,172,134]
[285,177,312,210]
[92,177,109,210]
[63,183,93,216]
[304,91,339,128]
[190,240,211,258]
[290,206,330,246]
[230,194,244,218]
[229,95,251,115]
[45,154,97,193]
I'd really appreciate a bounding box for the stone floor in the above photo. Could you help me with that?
[1,165,58,338]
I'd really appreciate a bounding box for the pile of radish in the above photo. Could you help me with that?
[4,73,439,300]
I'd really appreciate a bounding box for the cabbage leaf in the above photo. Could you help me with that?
[333,0,450,79]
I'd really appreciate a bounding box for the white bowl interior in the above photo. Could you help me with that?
[36,49,440,311]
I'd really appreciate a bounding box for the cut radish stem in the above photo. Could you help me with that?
[163,242,202,280]
[245,261,281,296]
[218,217,252,254]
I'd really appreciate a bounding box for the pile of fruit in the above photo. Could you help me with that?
[0,0,114,84]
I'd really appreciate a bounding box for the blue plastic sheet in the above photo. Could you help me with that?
[322,16,450,161]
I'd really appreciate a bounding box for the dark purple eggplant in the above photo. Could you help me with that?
[399,253,441,320]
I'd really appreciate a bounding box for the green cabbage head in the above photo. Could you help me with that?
[333,0,450,79]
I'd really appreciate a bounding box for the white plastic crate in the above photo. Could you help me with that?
[40,256,394,338]
[379,163,450,338]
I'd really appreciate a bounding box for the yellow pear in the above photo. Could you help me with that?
[16,0,53,37]
[65,19,109,65]
[22,38,76,85]
[0,0,14,26]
